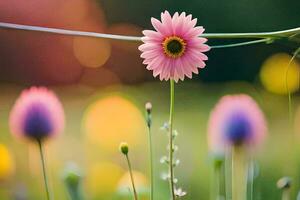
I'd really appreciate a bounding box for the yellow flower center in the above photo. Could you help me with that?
[162,36,186,58]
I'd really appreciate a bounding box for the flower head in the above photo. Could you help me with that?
[119,142,129,155]
[139,11,210,82]
[9,87,64,141]
[208,95,267,153]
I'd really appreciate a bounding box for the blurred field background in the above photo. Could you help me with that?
[0,0,300,199]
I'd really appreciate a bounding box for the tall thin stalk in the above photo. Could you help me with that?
[125,154,138,200]
[285,47,300,124]
[147,126,154,200]
[282,189,290,200]
[168,80,176,200]
[37,140,52,200]
[232,147,248,200]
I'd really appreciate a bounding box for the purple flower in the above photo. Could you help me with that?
[9,87,64,141]
[208,94,267,153]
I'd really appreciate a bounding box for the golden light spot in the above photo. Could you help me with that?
[163,36,186,58]
[117,170,148,189]
[58,0,88,25]
[83,96,147,150]
[80,67,121,87]
[0,144,14,180]
[73,37,111,68]
[260,53,300,95]
[85,162,124,197]
[117,171,149,199]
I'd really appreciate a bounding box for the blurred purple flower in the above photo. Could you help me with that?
[9,87,64,141]
[208,94,267,153]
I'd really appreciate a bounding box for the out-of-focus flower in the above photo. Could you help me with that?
[139,11,210,82]
[208,95,267,152]
[0,144,14,181]
[277,176,292,190]
[9,87,65,141]
[174,188,187,198]
[62,162,84,200]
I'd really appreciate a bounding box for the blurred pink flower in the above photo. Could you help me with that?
[208,95,267,153]
[139,11,210,82]
[9,87,65,141]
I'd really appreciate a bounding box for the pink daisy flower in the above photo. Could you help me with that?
[139,11,210,82]
[9,87,65,141]
[207,95,267,153]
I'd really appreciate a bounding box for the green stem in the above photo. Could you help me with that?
[147,126,154,200]
[249,160,254,200]
[232,147,248,200]
[125,154,138,200]
[202,27,300,39]
[214,165,222,200]
[286,47,300,124]
[66,186,83,200]
[169,80,176,200]
[37,140,52,200]
[282,189,290,200]
[211,38,272,49]
[225,150,231,200]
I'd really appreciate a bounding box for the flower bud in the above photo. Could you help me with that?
[119,142,129,155]
[145,102,152,114]
[145,102,152,128]
[277,176,292,190]
[62,163,82,188]
[62,163,84,200]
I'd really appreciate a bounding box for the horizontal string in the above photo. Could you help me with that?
[0,22,299,49]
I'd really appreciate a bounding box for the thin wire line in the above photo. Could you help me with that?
[0,22,142,41]
[0,22,299,41]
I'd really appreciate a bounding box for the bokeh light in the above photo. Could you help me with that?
[103,23,149,83]
[73,37,111,68]
[85,162,123,198]
[83,95,147,150]
[117,170,149,200]
[260,53,300,95]
[0,0,108,84]
[0,144,14,181]
[80,67,121,87]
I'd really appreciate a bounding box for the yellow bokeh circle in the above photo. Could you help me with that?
[0,144,14,180]
[117,171,149,199]
[83,95,147,150]
[73,37,111,68]
[260,53,300,95]
[85,162,124,197]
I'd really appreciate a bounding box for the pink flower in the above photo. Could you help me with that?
[207,95,267,153]
[9,87,65,141]
[139,11,210,82]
